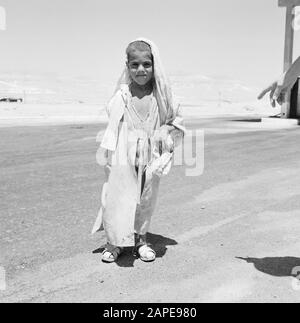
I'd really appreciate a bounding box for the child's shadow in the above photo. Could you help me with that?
[93,233,177,268]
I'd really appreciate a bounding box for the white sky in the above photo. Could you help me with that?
[0,0,300,87]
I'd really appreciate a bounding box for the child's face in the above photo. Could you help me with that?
[127,51,153,87]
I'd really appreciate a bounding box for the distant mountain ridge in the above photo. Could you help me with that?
[0,73,258,105]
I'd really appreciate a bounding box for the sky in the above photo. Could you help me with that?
[0,0,300,88]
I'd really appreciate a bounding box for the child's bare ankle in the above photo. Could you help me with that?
[135,233,147,245]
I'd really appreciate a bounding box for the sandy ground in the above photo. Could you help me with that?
[0,103,107,127]
[1,114,300,303]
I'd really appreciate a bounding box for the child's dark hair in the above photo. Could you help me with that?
[126,41,153,62]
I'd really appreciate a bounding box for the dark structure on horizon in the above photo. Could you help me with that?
[278,0,300,118]
[0,97,23,103]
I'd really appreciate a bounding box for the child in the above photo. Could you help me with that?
[92,38,185,263]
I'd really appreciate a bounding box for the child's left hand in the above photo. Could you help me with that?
[153,125,174,152]
[154,125,169,142]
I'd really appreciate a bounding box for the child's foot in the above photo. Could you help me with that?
[135,243,156,262]
[101,245,123,263]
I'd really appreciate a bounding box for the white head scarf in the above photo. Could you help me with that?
[114,37,176,125]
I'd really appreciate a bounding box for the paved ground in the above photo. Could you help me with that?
[1,116,300,303]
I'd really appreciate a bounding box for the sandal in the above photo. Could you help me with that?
[134,242,156,262]
[101,245,123,263]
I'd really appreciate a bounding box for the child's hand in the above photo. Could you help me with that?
[153,125,170,143]
[153,125,174,152]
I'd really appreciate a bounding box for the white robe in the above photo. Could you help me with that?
[91,38,185,246]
